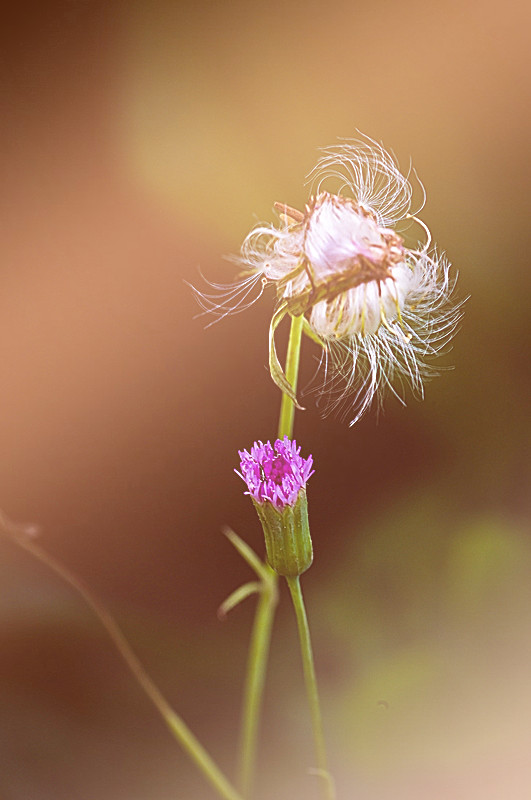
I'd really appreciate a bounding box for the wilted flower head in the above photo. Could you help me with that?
[237,437,314,511]
[237,437,314,576]
[194,135,462,424]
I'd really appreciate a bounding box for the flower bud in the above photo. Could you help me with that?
[237,438,314,577]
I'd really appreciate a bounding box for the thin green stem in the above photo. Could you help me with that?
[278,314,304,440]
[286,575,335,800]
[0,516,244,800]
[237,569,277,797]
[238,313,304,798]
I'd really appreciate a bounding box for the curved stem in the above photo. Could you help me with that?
[0,517,244,800]
[286,576,335,800]
[238,313,304,798]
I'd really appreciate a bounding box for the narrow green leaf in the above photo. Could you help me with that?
[222,527,270,582]
[302,317,326,348]
[217,581,261,619]
[269,305,304,409]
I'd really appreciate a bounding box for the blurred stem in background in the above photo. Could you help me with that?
[0,515,245,800]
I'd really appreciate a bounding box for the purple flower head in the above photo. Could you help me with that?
[237,437,314,512]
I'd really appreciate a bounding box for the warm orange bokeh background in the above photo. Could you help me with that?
[1,1,530,799]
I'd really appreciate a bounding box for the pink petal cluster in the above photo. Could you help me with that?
[237,437,314,511]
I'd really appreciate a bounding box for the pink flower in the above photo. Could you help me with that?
[237,437,314,511]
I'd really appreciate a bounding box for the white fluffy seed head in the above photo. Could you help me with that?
[192,135,463,424]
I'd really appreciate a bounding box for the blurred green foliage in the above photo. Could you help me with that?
[314,494,531,783]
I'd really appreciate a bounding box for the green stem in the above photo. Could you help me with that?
[286,575,335,800]
[238,313,304,798]
[237,568,277,796]
[0,517,244,800]
[278,314,304,440]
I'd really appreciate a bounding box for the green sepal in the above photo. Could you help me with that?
[252,490,313,577]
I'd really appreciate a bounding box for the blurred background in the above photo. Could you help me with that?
[1,0,530,798]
